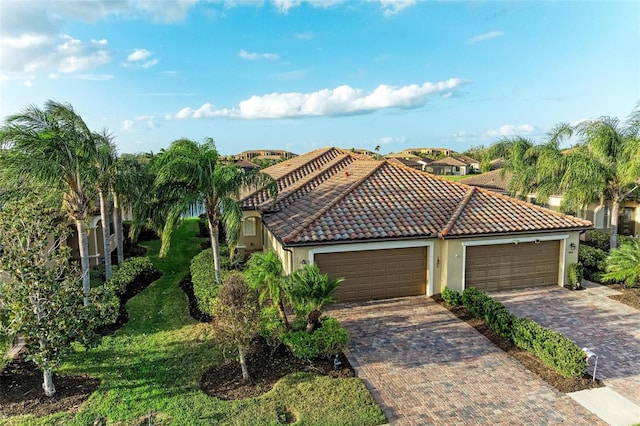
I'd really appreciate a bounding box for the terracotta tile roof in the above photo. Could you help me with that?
[459,169,512,193]
[429,156,468,167]
[241,148,592,245]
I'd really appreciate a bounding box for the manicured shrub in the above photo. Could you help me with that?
[441,286,462,306]
[281,318,349,359]
[578,245,607,273]
[190,250,220,315]
[587,229,610,252]
[461,287,490,318]
[106,257,156,295]
[482,299,517,340]
[512,318,586,378]
[567,263,585,289]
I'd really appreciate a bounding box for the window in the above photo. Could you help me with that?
[243,217,256,237]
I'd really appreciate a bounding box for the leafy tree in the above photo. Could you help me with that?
[153,138,276,283]
[245,250,289,329]
[285,265,344,333]
[1,101,98,305]
[0,197,104,396]
[211,271,261,382]
[602,238,640,287]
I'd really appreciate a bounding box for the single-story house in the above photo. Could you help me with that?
[425,156,472,176]
[239,147,592,302]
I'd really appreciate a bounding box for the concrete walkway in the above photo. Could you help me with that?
[330,297,602,425]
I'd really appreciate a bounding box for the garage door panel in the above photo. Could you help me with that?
[466,241,560,291]
[315,247,427,302]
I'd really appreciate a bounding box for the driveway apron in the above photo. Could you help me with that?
[490,282,640,408]
[329,297,602,425]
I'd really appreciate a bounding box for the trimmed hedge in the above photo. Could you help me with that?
[281,318,349,359]
[190,250,220,315]
[568,263,585,288]
[578,245,607,272]
[441,286,462,306]
[512,318,586,378]
[106,257,155,295]
[461,287,585,377]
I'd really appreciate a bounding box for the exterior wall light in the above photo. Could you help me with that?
[570,243,577,251]
[301,259,308,265]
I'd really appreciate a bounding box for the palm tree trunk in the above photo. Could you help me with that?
[610,199,620,252]
[277,300,290,330]
[238,345,250,382]
[112,191,124,264]
[99,190,112,280]
[207,219,222,284]
[75,220,91,306]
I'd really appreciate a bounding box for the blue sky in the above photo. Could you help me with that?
[1,0,638,156]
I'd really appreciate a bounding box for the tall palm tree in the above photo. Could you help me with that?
[0,101,97,305]
[154,138,277,283]
[93,129,117,279]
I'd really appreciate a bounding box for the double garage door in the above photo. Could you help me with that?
[314,247,427,302]
[465,240,560,291]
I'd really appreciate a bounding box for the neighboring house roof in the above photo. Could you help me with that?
[458,155,480,165]
[241,147,591,246]
[428,156,468,167]
[235,159,260,169]
[387,157,422,169]
[459,169,512,193]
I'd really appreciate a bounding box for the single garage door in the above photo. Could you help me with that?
[465,240,560,291]
[314,247,427,302]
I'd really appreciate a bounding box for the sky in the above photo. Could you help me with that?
[1,0,638,156]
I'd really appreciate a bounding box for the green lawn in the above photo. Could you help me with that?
[439,174,470,182]
[3,219,385,426]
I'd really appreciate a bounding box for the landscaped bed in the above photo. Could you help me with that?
[432,294,603,393]
[0,219,385,425]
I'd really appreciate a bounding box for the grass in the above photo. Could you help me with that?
[3,218,385,426]
[439,174,470,181]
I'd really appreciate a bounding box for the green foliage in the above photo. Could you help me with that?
[106,256,155,295]
[286,264,344,316]
[281,318,349,359]
[0,196,106,393]
[512,318,586,378]
[441,286,462,306]
[190,249,221,315]
[587,229,610,252]
[259,305,287,345]
[578,245,608,273]
[567,263,585,289]
[602,238,640,287]
[246,250,289,328]
[462,287,515,340]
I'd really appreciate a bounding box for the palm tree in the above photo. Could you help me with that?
[602,238,640,287]
[285,264,344,333]
[0,101,97,305]
[154,138,277,283]
[245,250,289,329]
[93,130,117,279]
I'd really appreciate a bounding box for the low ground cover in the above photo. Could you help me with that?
[0,219,384,426]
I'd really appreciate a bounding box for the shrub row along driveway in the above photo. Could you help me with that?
[329,297,602,425]
[490,281,640,407]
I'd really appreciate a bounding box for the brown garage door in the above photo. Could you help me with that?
[465,240,560,291]
[314,247,427,302]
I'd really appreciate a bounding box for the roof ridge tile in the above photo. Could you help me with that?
[440,186,476,237]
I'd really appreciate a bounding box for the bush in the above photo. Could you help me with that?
[578,245,607,273]
[260,306,287,346]
[461,287,490,318]
[106,257,155,295]
[441,287,462,306]
[567,263,585,289]
[190,250,220,315]
[281,318,349,359]
[602,238,640,288]
[587,229,610,252]
[512,318,586,378]
[482,299,517,340]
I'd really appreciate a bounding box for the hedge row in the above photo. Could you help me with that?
[189,250,221,315]
[444,286,586,378]
[106,257,156,295]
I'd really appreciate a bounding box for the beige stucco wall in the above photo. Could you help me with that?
[253,226,583,296]
[238,211,263,253]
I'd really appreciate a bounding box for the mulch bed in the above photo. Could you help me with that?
[1,252,162,418]
[606,284,640,310]
[201,337,354,401]
[432,295,603,393]
[177,275,354,401]
[0,354,100,417]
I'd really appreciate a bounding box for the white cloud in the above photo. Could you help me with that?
[378,0,416,16]
[376,136,407,145]
[172,78,466,120]
[483,124,534,138]
[238,49,279,61]
[1,34,50,49]
[127,48,152,62]
[121,115,161,132]
[68,74,115,81]
[122,119,134,132]
[466,31,504,45]
[123,48,159,68]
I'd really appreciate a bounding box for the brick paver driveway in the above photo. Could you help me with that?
[329,297,602,425]
[490,281,640,407]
